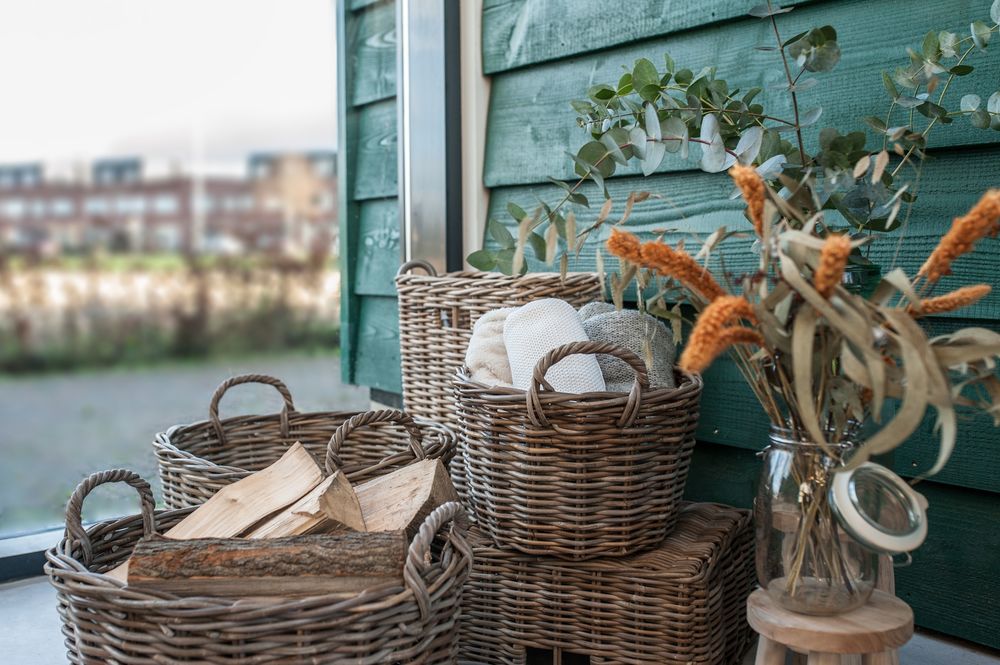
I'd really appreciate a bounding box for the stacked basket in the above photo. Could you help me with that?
[449,339,756,663]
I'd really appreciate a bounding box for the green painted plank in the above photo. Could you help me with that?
[684,443,1000,649]
[338,0,362,386]
[353,98,398,201]
[354,198,402,297]
[352,295,402,392]
[485,144,1000,321]
[483,0,1000,187]
[351,0,396,107]
[482,0,817,74]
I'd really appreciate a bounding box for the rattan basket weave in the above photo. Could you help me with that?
[155,374,455,508]
[45,469,472,664]
[395,261,601,499]
[458,502,755,665]
[455,340,702,560]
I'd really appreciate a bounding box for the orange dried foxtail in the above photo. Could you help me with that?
[814,234,852,298]
[909,284,991,316]
[920,190,1000,283]
[729,164,766,236]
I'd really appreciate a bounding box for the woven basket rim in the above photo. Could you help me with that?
[454,365,703,404]
[155,411,455,472]
[395,270,598,283]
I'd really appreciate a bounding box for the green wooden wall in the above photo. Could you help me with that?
[338,0,403,394]
[480,0,1000,648]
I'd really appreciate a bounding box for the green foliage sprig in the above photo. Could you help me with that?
[469,0,1000,276]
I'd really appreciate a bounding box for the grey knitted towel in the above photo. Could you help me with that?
[580,303,676,392]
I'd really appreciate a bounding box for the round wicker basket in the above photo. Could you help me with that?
[395,261,602,501]
[455,340,703,560]
[155,374,455,509]
[45,469,472,664]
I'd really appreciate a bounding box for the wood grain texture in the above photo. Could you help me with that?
[747,589,913,653]
[355,458,458,538]
[126,531,407,597]
[353,295,402,393]
[354,198,402,297]
[244,471,366,538]
[485,144,1000,321]
[482,0,818,74]
[353,98,398,201]
[683,443,1000,649]
[351,0,396,106]
[483,0,1000,187]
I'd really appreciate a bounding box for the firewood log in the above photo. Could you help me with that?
[354,458,458,538]
[126,531,406,596]
[244,471,365,538]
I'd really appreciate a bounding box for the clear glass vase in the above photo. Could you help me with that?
[755,426,877,615]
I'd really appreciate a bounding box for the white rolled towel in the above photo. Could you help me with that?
[465,308,515,386]
[503,298,606,393]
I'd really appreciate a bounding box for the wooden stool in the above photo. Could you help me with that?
[747,589,913,665]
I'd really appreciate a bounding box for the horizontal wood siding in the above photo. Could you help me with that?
[479,0,1000,648]
[483,0,1000,187]
[339,0,402,393]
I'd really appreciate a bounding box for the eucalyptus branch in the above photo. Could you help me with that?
[767,0,808,166]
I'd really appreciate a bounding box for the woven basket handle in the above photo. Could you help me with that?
[65,469,156,567]
[403,501,471,622]
[527,341,649,429]
[325,409,427,474]
[396,259,438,277]
[209,374,296,447]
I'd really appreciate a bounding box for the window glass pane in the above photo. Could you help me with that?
[0,0,349,538]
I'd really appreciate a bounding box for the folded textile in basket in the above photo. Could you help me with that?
[464,308,515,387]
[504,298,606,393]
[580,302,676,391]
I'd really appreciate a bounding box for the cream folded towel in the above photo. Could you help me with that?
[503,298,606,393]
[464,308,515,386]
[580,303,676,392]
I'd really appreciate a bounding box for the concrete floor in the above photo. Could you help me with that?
[2,577,998,664]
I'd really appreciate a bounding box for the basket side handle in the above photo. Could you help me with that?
[209,374,296,446]
[325,409,427,474]
[403,501,471,621]
[527,340,649,428]
[396,259,438,278]
[65,469,156,567]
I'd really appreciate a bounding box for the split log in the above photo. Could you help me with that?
[109,442,324,582]
[355,458,458,538]
[245,471,365,538]
[126,531,407,597]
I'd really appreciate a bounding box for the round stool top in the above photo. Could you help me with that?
[747,589,914,654]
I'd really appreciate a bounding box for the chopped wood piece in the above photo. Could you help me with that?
[108,442,324,582]
[355,458,458,538]
[126,531,407,597]
[245,471,366,538]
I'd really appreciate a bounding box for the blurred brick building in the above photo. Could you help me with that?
[0,152,337,257]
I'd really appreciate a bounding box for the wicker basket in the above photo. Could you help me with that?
[46,469,472,664]
[395,261,601,499]
[455,340,702,560]
[458,502,755,665]
[155,373,455,508]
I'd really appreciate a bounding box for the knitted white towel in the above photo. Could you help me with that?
[464,308,515,386]
[503,298,606,393]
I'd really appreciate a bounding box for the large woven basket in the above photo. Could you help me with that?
[458,502,755,665]
[395,261,601,498]
[46,469,472,664]
[155,373,455,508]
[455,340,702,560]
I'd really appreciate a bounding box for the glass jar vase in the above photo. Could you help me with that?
[755,427,877,615]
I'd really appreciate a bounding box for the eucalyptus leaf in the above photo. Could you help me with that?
[993,0,1000,24]
[642,140,666,176]
[487,219,515,249]
[988,91,1000,114]
[800,107,823,126]
[961,94,982,112]
[600,132,628,165]
[881,71,899,99]
[735,126,764,165]
[660,116,688,154]
[632,58,660,94]
[507,202,527,221]
[748,3,793,18]
[629,126,648,159]
[972,20,992,50]
[644,102,662,141]
[527,231,547,262]
[939,30,959,58]
[466,249,496,271]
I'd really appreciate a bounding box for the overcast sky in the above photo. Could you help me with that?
[0,0,337,175]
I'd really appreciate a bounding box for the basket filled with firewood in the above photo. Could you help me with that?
[46,428,470,664]
[154,373,455,508]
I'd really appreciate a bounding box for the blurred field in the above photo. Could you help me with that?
[0,350,369,537]
[0,256,341,372]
